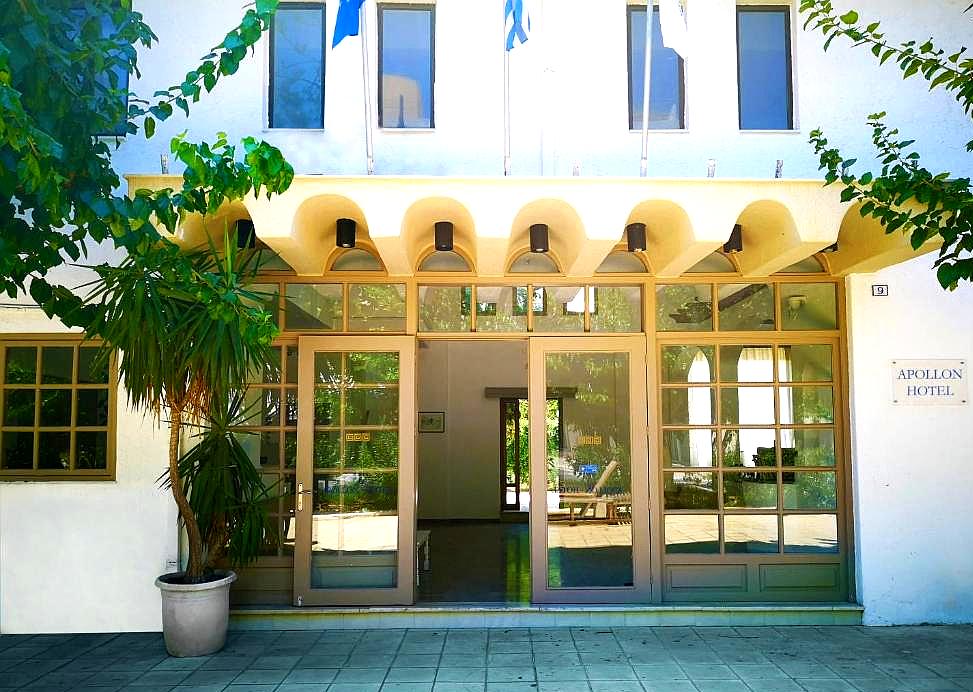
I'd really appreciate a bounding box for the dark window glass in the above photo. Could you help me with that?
[627,7,685,130]
[737,7,792,130]
[270,4,325,129]
[379,6,434,128]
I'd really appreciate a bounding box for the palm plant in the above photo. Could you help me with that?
[79,235,278,582]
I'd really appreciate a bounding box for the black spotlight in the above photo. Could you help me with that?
[723,224,744,254]
[435,221,454,251]
[336,218,357,248]
[823,241,839,253]
[529,223,549,253]
[626,223,647,252]
[236,219,256,249]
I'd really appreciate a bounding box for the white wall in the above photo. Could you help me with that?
[417,340,528,519]
[846,256,973,625]
[0,310,177,634]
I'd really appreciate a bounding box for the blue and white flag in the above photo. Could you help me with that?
[659,0,691,59]
[333,0,366,48]
[504,0,530,51]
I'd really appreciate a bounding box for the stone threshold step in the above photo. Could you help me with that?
[230,603,864,630]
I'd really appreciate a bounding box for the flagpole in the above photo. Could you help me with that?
[360,1,375,175]
[639,3,654,178]
[503,46,511,176]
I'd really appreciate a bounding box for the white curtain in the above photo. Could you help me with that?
[687,350,712,466]
[737,347,773,467]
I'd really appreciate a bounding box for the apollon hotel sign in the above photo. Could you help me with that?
[891,360,968,405]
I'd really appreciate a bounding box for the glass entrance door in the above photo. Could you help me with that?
[293,336,416,606]
[528,337,651,603]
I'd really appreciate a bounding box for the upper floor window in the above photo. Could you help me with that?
[269,3,325,129]
[378,5,435,129]
[737,5,793,130]
[627,6,685,130]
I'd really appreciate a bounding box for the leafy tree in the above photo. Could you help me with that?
[799,1,973,289]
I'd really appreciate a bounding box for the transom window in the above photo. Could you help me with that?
[378,4,435,129]
[1,341,115,480]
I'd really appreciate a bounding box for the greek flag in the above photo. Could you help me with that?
[659,0,691,59]
[504,0,530,51]
[333,0,366,48]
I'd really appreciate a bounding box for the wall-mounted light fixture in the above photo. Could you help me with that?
[706,159,717,178]
[336,218,357,248]
[530,224,550,253]
[775,159,784,179]
[434,221,454,251]
[626,223,647,252]
[723,224,744,254]
[236,219,256,249]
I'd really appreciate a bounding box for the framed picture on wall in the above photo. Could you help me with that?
[418,411,445,433]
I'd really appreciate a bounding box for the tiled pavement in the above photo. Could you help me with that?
[2,625,973,692]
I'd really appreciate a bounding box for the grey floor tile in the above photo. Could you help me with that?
[432,683,486,692]
[640,682,700,692]
[744,680,806,692]
[633,664,688,681]
[485,684,540,692]
[329,684,384,692]
[693,682,750,692]
[393,655,442,668]
[436,668,487,683]
[223,685,277,692]
[381,683,435,692]
[335,668,391,684]
[876,666,938,680]
[386,668,439,683]
[275,684,330,692]
[584,664,638,681]
[680,664,738,680]
[588,683,645,692]
[535,664,589,682]
[486,667,535,682]
[845,677,917,692]
[731,665,790,680]
[282,668,340,684]
[795,680,859,692]
[230,669,288,685]
[906,680,965,691]
[537,683,591,692]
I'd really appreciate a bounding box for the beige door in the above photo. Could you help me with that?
[528,337,651,603]
[293,336,416,606]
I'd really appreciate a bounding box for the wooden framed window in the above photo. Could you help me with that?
[0,339,116,481]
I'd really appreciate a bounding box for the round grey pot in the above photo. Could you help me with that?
[156,570,237,657]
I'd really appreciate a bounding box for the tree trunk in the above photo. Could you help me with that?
[168,406,206,582]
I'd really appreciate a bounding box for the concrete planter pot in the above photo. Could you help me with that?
[156,570,237,657]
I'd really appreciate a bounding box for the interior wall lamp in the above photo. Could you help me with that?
[336,218,357,248]
[530,224,550,253]
[626,223,647,252]
[723,224,744,254]
[435,221,454,251]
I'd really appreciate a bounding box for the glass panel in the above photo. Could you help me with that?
[721,428,776,467]
[76,389,109,427]
[283,431,297,467]
[418,251,470,272]
[664,472,717,510]
[737,7,791,130]
[723,472,778,509]
[39,389,71,426]
[348,352,399,384]
[284,389,298,427]
[596,251,648,273]
[783,471,837,510]
[546,352,633,589]
[78,347,108,384]
[665,515,719,553]
[687,252,736,273]
[590,286,642,333]
[345,388,398,426]
[532,286,585,333]
[248,346,282,385]
[724,515,778,553]
[235,431,280,470]
[285,346,299,384]
[244,283,280,327]
[718,345,773,382]
[779,344,833,382]
[475,286,528,332]
[37,431,71,470]
[3,389,35,426]
[332,249,383,272]
[270,6,324,129]
[656,285,713,331]
[345,431,399,470]
[255,249,294,273]
[780,283,838,330]
[314,388,340,426]
[313,431,340,468]
[419,286,472,332]
[780,256,824,273]
[41,347,74,384]
[0,431,33,469]
[235,389,281,427]
[4,347,37,384]
[661,387,715,426]
[780,428,835,467]
[783,514,838,554]
[379,7,433,128]
[285,284,343,331]
[718,283,774,331]
[76,431,108,469]
[720,387,775,425]
[509,253,559,273]
[663,429,716,468]
[780,386,834,424]
[314,353,342,385]
[628,7,684,130]
[661,345,715,384]
[310,472,399,588]
[348,284,406,332]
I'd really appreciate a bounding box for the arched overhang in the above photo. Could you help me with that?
[400,197,478,273]
[827,202,942,276]
[625,199,695,277]
[506,199,586,275]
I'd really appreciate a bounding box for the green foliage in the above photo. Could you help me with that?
[799,1,973,289]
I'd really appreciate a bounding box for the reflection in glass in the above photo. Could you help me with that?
[314,388,340,426]
[270,6,324,129]
[783,514,838,554]
[285,284,343,330]
[532,286,585,332]
[236,389,280,427]
[780,283,837,330]
[379,7,434,128]
[596,251,648,274]
[721,428,776,467]
[41,347,74,384]
[628,7,684,130]
[348,352,399,384]
[664,472,717,510]
[783,471,837,510]
[4,347,37,384]
[332,249,383,272]
[345,431,399,469]
[780,386,834,424]
[314,353,341,386]
[779,344,833,382]
[663,429,716,468]
[476,286,528,332]
[76,389,109,427]
[348,284,406,332]
[724,514,778,553]
[313,431,340,468]
[723,472,778,509]
[719,345,773,382]
[234,431,280,470]
[3,389,36,427]
[720,387,775,425]
[665,515,719,554]
[0,432,33,469]
[656,285,713,331]
[661,387,715,426]
[661,345,715,384]
[590,286,642,333]
[419,286,472,332]
[245,283,280,327]
[37,431,71,470]
[345,388,399,426]
[780,428,835,467]
[546,352,633,589]
[718,284,774,331]
[509,253,559,273]
[78,347,109,384]
[418,251,470,272]
[39,390,71,427]
[76,431,108,469]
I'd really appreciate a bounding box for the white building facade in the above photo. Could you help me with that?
[1,0,971,632]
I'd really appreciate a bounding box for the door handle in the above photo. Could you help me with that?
[297,482,312,512]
